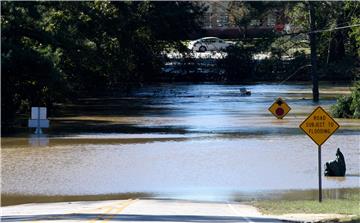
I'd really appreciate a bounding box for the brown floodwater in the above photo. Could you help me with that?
[1,83,359,205]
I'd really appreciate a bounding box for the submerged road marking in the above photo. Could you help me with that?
[89,199,137,223]
[89,205,114,223]
[100,199,137,223]
[227,202,256,223]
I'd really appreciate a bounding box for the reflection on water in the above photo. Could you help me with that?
[29,134,49,147]
[1,83,359,205]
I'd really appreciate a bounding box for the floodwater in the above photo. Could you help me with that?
[1,83,359,205]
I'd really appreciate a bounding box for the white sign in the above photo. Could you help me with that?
[29,107,49,134]
[31,107,47,119]
[28,119,49,128]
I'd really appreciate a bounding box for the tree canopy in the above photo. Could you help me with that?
[2,1,359,127]
[1,1,205,126]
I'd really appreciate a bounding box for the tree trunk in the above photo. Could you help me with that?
[328,15,346,63]
[309,2,319,102]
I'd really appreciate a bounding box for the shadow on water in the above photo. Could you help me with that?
[50,120,189,135]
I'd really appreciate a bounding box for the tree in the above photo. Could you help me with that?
[1,1,205,127]
[285,1,360,101]
[308,1,319,102]
[1,2,65,127]
[228,2,284,38]
[288,1,359,75]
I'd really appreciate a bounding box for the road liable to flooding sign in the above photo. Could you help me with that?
[299,106,339,202]
[299,106,339,146]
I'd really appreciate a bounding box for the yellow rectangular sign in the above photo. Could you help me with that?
[299,106,339,146]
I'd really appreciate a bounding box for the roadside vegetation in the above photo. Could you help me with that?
[332,81,360,118]
[253,190,360,222]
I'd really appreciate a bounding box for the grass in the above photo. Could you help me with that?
[253,191,360,222]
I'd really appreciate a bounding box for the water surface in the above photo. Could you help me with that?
[2,83,359,205]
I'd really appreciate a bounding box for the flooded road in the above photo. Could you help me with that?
[2,83,359,205]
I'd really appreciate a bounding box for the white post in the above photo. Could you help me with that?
[35,107,42,134]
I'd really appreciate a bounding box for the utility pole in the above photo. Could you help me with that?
[309,2,319,102]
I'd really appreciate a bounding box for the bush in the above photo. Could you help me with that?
[331,81,360,118]
[350,82,360,118]
[331,95,353,118]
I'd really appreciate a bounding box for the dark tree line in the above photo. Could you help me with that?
[1,1,205,126]
[2,1,359,127]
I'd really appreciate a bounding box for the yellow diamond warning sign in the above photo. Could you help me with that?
[268,97,291,119]
[300,106,339,146]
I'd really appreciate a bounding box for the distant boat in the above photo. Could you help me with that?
[240,88,251,96]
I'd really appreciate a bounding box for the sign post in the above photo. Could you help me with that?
[299,106,339,202]
[318,145,322,202]
[268,97,291,119]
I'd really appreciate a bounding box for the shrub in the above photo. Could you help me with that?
[331,81,360,118]
[350,82,360,118]
[331,95,353,118]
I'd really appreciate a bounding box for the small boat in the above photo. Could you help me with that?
[240,88,251,96]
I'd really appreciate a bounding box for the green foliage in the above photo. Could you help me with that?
[270,35,309,57]
[331,95,353,118]
[254,190,360,218]
[350,81,360,118]
[1,2,66,126]
[1,1,204,126]
[318,56,357,80]
[331,81,360,118]
[287,1,360,79]
[218,45,253,82]
[345,1,360,56]
[244,1,359,83]
[228,2,283,28]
